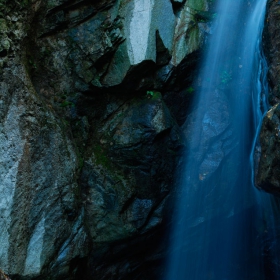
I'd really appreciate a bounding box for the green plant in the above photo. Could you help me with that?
[78,153,84,170]
[60,101,75,108]
[93,144,111,170]
[146,90,161,100]
[28,58,37,69]
[187,86,195,93]
[194,11,217,23]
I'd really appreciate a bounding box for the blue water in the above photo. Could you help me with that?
[165,0,280,279]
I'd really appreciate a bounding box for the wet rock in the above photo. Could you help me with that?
[40,0,117,36]
[171,0,209,66]
[257,0,280,195]
[0,73,89,279]
[30,0,211,96]
[172,0,184,3]
[0,270,10,280]
[182,90,232,161]
[31,0,175,93]
[0,2,88,279]
[264,0,280,104]
[0,0,213,278]
[79,93,183,243]
[256,104,280,195]
[50,211,89,278]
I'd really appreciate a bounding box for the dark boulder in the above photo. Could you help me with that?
[256,104,280,194]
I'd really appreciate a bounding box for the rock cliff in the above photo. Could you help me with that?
[0,0,211,279]
[256,0,280,195]
[256,104,280,194]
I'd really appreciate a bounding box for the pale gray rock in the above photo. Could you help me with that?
[0,65,85,278]
[103,0,176,86]
[171,0,209,66]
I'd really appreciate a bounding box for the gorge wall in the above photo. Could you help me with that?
[0,0,211,279]
[1,0,280,279]
[256,0,280,195]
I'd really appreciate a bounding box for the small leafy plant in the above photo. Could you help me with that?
[60,101,75,108]
[146,91,154,98]
[187,86,195,93]
[146,90,162,99]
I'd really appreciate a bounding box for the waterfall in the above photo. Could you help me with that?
[165,0,280,279]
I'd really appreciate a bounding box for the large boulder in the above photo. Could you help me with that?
[264,0,280,104]
[256,104,280,195]
[256,0,280,195]
[80,93,182,241]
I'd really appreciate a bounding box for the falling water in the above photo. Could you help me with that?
[165,0,280,279]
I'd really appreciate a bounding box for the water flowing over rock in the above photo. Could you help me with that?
[256,0,280,197]
[2,0,280,278]
[165,0,278,279]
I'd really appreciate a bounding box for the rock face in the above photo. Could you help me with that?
[263,0,280,104]
[0,270,10,280]
[0,0,211,279]
[256,104,280,194]
[256,0,280,195]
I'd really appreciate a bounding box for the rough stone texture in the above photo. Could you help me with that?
[29,0,210,94]
[264,0,280,104]
[0,270,10,280]
[0,0,213,279]
[171,0,209,66]
[256,0,280,195]
[0,3,86,279]
[79,93,182,237]
[256,104,280,195]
